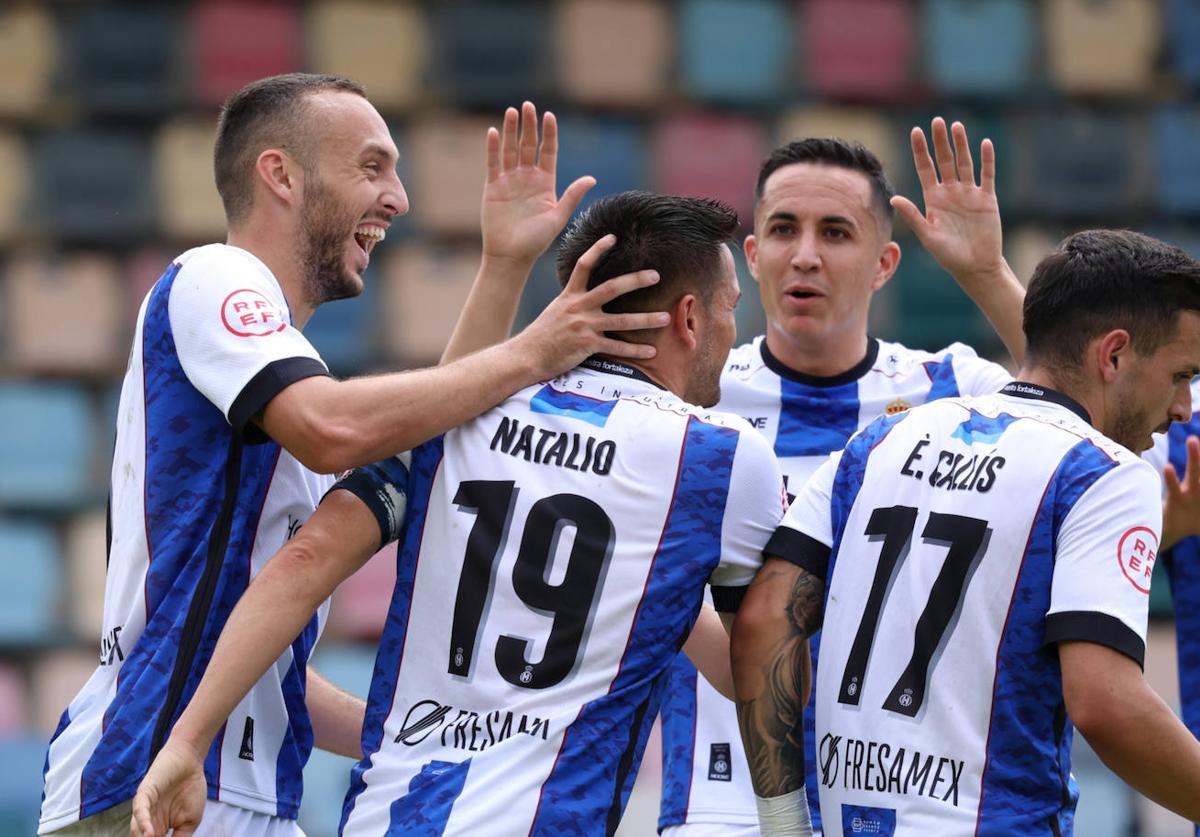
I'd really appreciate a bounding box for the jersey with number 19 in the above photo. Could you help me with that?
[768,383,1160,836]
[334,360,787,836]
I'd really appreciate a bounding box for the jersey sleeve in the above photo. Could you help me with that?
[942,342,1013,397]
[1044,460,1162,668]
[328,452,412,547]
[168,248,330,436]
[709,427,788,613]
[762,450,840,581]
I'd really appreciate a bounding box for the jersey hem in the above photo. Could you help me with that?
[659,809,761,829]
[208,781,298,819]
[1043,609,1146,668]
[38,781,137,834]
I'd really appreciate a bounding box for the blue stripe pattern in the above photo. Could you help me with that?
[531,386,618,428]
[275,613,320,816]
[387,759,472,836]
[657,656,699,829]
[977,439,1116,834]
[922,356,961,401]
[342,437,446,833]
[775,378,860,457]
[529,416,739,835]
[951,411,1019,446]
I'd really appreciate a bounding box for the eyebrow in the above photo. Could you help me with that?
[764,210,859,229]
[361,142,399,165]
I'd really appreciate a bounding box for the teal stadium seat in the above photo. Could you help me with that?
[31,129,155,244]
[433,1,550,108]
[678,0,791,105]
[190,0,300,107]
[60,3,180,117]
[1153,106,1200,217]
[922,0,1035,97]
[0,519,62,644]
[555,115,649,213]
[803,0,916,101]
[0,384,94,509]
[1166,0,1200,88]
[0,735,48,835]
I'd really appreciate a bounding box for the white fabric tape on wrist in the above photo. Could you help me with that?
[754,790,813,837]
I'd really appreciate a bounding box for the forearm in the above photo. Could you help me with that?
[307,668,366,759]
[441,255,536,364]
[683,604,735,701]
[950,259,1026,366]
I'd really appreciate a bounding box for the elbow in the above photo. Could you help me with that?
[290,414,363,475]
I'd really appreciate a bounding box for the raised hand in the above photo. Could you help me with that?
[129,740,208,837]
[481,101,595,268]
[891,117,1004,281]
[1164,435,1200,550]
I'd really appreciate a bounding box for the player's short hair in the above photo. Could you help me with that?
[555,191,739,316]
[214,72,366,225]
[755,138,896,228]
[1024,229,1200,370]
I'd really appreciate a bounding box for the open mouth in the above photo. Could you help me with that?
[787,289,820,300]
[353,224,386,257]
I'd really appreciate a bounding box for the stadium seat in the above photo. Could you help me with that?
[30,649,99,736]
[3,252,126,377]
[58,3,180,116]
[0,664,28,736]
[432,1,549,108]
[654,113,767,225]
[1009,110,1150,218]
[65,511,108,643]
[406,115,490,237]
[190,0,301,107]
[513,255,564,334]
[327,543,397,641]
[554,114,649,213]
[1005,225,1060,288]
[302,269,379,377]
[0,735,48,835]
[307,0,428,113]
[1166,0,1200,88]
[0,384,95,509]
[379,243,478,365]
[30,128,156,244]
[0,130,29,245]
[802,0,916,100]
[1043,0,1159,96]
[0,5,57,119]
[678,0,791,105]
[774,106,903,195]
[0,519,62,644]
[1153,106,1200,217]
[554,0,671,108]
[154,117,227,242]
[922,0,1035,97]
[127,248,179,322]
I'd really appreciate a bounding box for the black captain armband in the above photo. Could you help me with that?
[327,458,411,547]
[763,527,832,579]
[711,585,749,614]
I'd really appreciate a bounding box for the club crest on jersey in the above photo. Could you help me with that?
[1117,526,1158,593]
[884,398,911,416]
[221,288,288,337]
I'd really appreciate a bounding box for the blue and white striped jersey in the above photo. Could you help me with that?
[40,245,333,832]
[333,360,787,836]
[659,336,1012,832]
[771,384,1159,836]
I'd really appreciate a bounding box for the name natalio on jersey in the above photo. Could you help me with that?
[490,417,616,476]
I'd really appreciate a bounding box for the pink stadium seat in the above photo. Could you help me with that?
[0,664,28,736]
[326,543,398,642]
[30,650,98,736]
[653,113,767,225]
[65,511,109,643]
[554,0,672,108]
[190,0,301,107]
[802,0,916,100]
[379,243,479,366]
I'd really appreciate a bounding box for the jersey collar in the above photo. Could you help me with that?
[999,381,1092,424]
[580,355,668,391]
[760,337,880,387]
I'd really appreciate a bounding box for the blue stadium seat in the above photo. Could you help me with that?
[302,271,378,377]
[1166,0,1200,88]
[0,735,48,835]
[30,129,156,244]
[59,3,180,116]
[0,384,95,509]
[554,115,649,213]
[922,0,1035,97]
[678,0,791,104]
[432,1,549,108]
[1154,106,1200,217]
[0,519,62,644]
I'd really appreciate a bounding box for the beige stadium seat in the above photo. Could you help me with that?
[4,252,127,376]
[30,650,99,736]
[406,114,491,236]
[154,116,227,242]
[379,242,479,365]
[1044,0,1160,95]
[65,510,108,643]
[308,0,427,113]
[1005,225,1061,289]
[775,107,903,193]
[0,5,57,119]
[555,0,672,108]
[0,131,30,244]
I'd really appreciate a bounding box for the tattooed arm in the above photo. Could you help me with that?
[731,557,825,798]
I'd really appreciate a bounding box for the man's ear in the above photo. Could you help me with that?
[673,293,699,351]
[871,240,901,292]
[1095,329,1135,383]
[255,148,300,207]
[743,234,760,285]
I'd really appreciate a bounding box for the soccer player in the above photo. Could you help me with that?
[735,229,1200,834]
[38,77,664,836]
[658,119,1025,837]
[131,191,789,837]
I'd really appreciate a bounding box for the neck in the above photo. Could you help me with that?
[1014,365,1100,428]
[591,353,678,395]
[227,225,316,328]
[764,322,871,378]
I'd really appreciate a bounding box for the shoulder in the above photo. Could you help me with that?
[172,244,285,303]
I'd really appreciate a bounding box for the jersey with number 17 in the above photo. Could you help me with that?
[769,384,1160,836]
[334,361,787,836]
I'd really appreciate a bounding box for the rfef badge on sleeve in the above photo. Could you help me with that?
[708,742,732,781]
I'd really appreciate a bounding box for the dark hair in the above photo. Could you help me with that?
[1024,229,1200,370]
[555,191,739,318]
[755,138,896,226]
[214,72,366,224]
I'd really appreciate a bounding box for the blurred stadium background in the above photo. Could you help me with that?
[1,0,1199,834]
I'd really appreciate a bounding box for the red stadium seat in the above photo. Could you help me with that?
[190,0,301,107]
[803,0,916,101]
[554,0,672,108]
[654,113,767,225]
